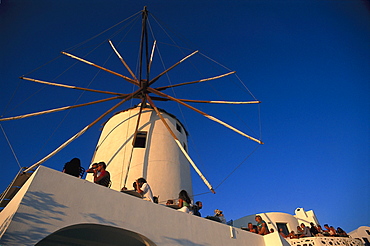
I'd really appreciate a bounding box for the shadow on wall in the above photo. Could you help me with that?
[0,190,120,245]
[0,190,68,245]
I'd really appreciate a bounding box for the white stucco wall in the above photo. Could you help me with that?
[0,166,290,246]
[233,209,322,237]
[348,226,370,245]
[87,105,192,202]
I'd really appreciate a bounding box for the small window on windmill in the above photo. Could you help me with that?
[134,131,147,148]
[176,123,182,133]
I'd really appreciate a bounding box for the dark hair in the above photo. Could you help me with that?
[98,162,106,169]
[178,190,191,204]
[137,178,147,184]
[153,196,159,204]
[63,158,84,177]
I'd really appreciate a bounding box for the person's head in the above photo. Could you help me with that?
[63,157,81,177]
[301,223,306,228]
[195,201,203,209]
[248,222,253,228]
[324,224,329,229]
[70,158,80,165]
[317,225,322,229]
[310,222,315,227]
[255,215,262,222]
[137,178,147,187]
[97,162,106,171]
[178,190,191,203]
[214,209,223,216]
[166,199,174,205]
[270,228,274,233]
[153,196,158,204]
[91,163,98,169]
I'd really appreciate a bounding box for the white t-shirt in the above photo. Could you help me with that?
[141,183,154,202]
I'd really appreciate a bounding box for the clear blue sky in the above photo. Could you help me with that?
[1,0,369,232]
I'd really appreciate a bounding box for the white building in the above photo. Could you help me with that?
[349,226,370,246]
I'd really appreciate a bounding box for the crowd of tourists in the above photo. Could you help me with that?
[278,222,348,239]
[63,158,348,238]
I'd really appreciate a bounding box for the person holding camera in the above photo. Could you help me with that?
[86,163,99,174]
[135,178,154,202]
[86,162,110,187]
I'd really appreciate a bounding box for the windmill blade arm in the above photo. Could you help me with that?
[23,88,143,173]
[149,96,170,101]
[148,50,199,86]
[0,95,124,122]
[61,51,139,86]
[146,95,215,193]
[148,40,156,73]
[108,40,138,80]
[131,98,146,146]
[155,71,236,91]
[20,77,128,96]
[122,98,147,188]
[148,87,263,145]
[177,99,261,104]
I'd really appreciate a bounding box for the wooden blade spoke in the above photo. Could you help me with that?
[148,87,264,145]
[108,40,138,80]
[23,88,143,173]
[149,96,170,101]
[146,94,215,193]
[148,40,156,74]
[177,99,261,104]
[0,95,125,122]
[155,71,236,91]
[20,77,128,96]
[123,97,147,188]
[132,98,146,146]
[148,50,199,86]
[62,51,139,86]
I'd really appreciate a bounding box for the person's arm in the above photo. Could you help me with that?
[178,198,183,208]
[86,168,95,173]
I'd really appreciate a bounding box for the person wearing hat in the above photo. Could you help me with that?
[214,209,226,223]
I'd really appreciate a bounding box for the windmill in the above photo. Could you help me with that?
[1,7,263,204]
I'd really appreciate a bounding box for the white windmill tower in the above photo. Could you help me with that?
[87,104,194,202]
